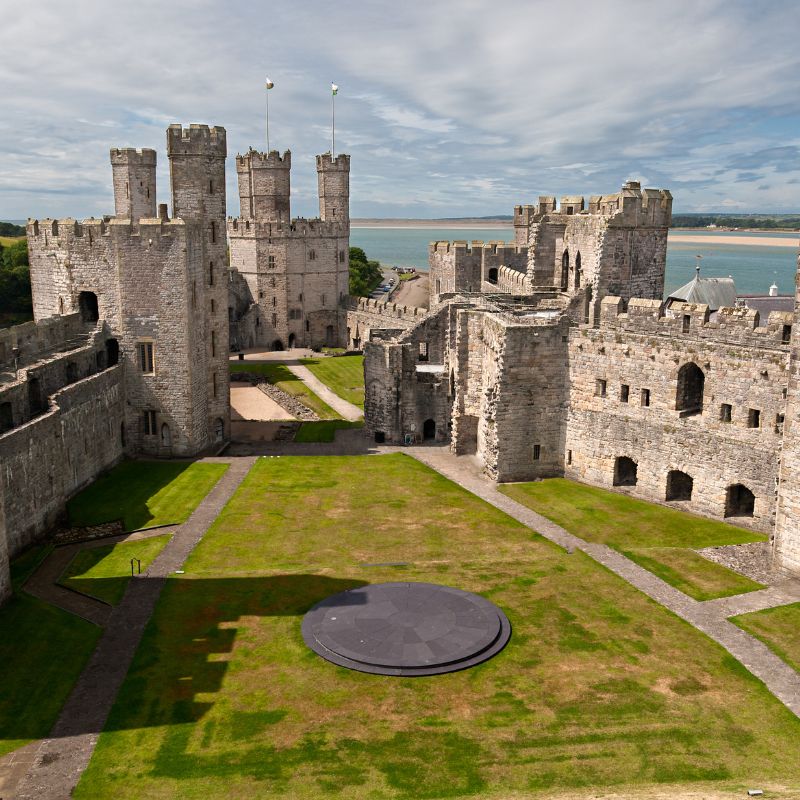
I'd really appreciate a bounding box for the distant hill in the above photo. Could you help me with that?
[671,213,800,230]
[0,222,25,237]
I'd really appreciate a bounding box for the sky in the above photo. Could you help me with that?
[1,0,799,220]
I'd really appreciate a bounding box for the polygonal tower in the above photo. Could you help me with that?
[317,153,350,223]
[236,149,291,221]
[110,148,157,223]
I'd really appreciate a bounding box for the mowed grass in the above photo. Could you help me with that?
[229,362,340,419]
[733,602,800,673]
[0,551,101,757]
[77,455,800,799]
[299,355,365,409]
[59,535,172,605]
[294,419,363,443]
[67,461,229,531]
[0,235,24,246]
[500,478,765,601]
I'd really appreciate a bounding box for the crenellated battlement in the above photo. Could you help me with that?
[166,124,227,157]
[345,295,426,320]
[227,216,349,239]
[27,216,188,248]
[316,152,350,171]
[236,149,291,169]
[109,148,156,166]
[597,295,793,346]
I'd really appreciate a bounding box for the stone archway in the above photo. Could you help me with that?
[423,418,436,440]
[613,456,637,487]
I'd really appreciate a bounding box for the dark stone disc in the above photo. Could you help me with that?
[301,582,511,676]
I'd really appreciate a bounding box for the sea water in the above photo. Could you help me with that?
[350,227,798,297]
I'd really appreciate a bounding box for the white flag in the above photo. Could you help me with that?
[266,77,274,90]
[331,83,339,95]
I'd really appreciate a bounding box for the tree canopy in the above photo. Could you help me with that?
[349,246,382,297]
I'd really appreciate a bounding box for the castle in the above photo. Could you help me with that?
[0,123,357,602]
[362,182,800,576]
[2,126,800,605]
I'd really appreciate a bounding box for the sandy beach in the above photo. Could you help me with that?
[668,232,797,248]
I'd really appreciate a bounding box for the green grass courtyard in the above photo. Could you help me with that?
[500,478,765,601]
[299,355,365,409]
[70,455,800,799]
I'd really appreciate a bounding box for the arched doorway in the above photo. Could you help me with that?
[326,325,335,346]
[288,333,296,349]
[613,456,638,487]
[666,470,693,501]
[272,340,284,352]
[676,362,704,415]
[374,431,386,444]
[560,250,569,291]
[488,267,498,284]
[78,291,99,323]
[725,484,755,517]
[423,418,436,440]
[160,423,172,452]
[214,417,225,443]
[106,339,119,367]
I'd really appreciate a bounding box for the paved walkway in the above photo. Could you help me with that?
[22,527,179,627]
[406,446,800,718]
[286,363,363,421]
[13,457,256,800]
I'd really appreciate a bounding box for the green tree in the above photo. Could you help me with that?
[348,246,383,298]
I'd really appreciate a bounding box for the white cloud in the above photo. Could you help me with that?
[1,0,799,218]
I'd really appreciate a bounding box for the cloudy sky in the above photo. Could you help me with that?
[2,0,799,220]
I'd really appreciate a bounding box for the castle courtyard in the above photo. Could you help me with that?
[3,451,800,799]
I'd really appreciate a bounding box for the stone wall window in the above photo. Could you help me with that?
[339,250,345,263]
[640,388,650,407]
[747,408,761,428]
[259,291,264,299]
[210,299,215,313]
[775,413,785,434]
[682,315,691,333]
[272,313,278,327]
[783,324,792,344]
[620,384,629,403]
[595,379,607,397]
[321,294,326,307]
[137,342,155,374]
[560,250,569,292]
[533,444,541,460]
[272,297,277,307]
[574,252,581,289]
[676,362,704,415]
[210,221,217,243]
[419,342,429,362]
[209,261,215,286]
[211,331,216,357]
[268,255,276,268]
[143,410,157,436]
[567,449,572,465]
[725,484,755,517]
[308,249,316,261]
[720,403,732,422]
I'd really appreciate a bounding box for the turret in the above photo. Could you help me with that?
[316,152,350,223]
[166,124,227,220]
[235,149,291,221]
[110,148,156,223]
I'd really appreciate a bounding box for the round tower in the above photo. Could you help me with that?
[236,150,291,222]
[316,152,350,223]
[110,148,157,223]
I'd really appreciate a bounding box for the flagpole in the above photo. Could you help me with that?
[266,87,270,153]
[331,89,335,156]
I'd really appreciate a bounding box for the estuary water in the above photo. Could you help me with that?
[351,227,799,298]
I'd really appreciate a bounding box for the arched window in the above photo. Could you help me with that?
[574,252,582,289]
[613,456,637,487]
[666,470,693,501]
[725,484,755,518]
[676,362,704,415]
[561,250,569,291]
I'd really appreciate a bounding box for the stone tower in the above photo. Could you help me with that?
[228,149,350,351]
[236,149,291,221]
[317,153,350,222]
[110,148,157,223]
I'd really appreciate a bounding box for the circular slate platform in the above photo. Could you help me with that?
[301,582,511,676]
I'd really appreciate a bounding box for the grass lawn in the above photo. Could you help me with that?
[229,362,340,419]
[0,235,24,246]
[732,602,800,673]
[294,419,363,443]
[67,461,229,531]
[500,478,765,601]
[59,535,172,605]
[299,355,365,410]
[0,551,101,757]
[77,454,800,799]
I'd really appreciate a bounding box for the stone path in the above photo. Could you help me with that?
[406,446,800,718]
[13,457,256,800]
[22,527,179,627]
[286,363,363,421]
